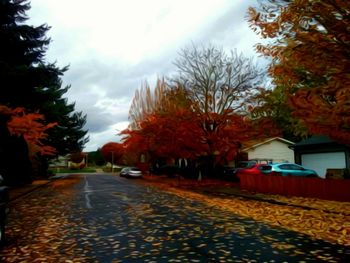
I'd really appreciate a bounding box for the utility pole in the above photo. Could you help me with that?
[111,151,114,173]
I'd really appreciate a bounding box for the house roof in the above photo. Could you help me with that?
[242,137,295,151]
[293,135,334,146]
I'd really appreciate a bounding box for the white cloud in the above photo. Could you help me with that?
[28,0,262,152]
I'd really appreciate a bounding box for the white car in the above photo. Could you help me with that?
[120,167,143,178]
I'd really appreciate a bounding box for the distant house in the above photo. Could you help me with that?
[242,137,295,163]
[49,155,69,168]
[291,136,350,178]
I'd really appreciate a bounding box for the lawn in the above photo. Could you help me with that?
[49,167,97,173]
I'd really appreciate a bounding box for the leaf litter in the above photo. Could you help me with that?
[147,182,350,246]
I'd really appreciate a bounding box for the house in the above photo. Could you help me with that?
[49,155,69,168]
[242,137,295,164]
[292,136,350,178]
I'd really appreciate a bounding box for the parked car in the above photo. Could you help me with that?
[120,167,143,178]
[236,164,272,177]
[264,163,318,177]
[0,175,9,246]
[221,161,258,180]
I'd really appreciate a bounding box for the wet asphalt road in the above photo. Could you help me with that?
[1,173,350,262]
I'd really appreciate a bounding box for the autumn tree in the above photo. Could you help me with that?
[0,0,89,180]
[123,82,204,166]
[123,76,277,178]
[0,105,56,185]
[124,88,205,160]
[173,46,273,173]
[69,152,86,164]
[122,46,279,178]
[174,46,262,115]
[248,0,350,144]
[101,142,124,165]
[249,86,307,142]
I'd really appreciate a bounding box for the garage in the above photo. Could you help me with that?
[301,152,346,178]
[292,136,350,179]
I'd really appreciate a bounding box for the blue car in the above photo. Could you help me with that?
[265,163,318,177]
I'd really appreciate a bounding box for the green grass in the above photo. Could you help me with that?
[49,167,97,173]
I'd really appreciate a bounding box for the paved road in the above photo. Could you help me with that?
[1,173,349,262]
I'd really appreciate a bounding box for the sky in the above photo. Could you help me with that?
[28,0,264,152]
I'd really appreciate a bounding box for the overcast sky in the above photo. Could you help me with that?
[28,0,264,152]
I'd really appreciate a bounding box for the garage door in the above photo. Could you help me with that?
[301,152,346,178]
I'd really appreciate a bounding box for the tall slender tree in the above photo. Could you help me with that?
[128,78,168,130]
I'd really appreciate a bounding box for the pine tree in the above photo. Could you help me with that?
[0,0,88,153]
[0,0,88,181]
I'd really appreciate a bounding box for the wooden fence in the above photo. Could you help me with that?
[240,174,350,202]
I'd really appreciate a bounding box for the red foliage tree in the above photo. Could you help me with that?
[69,152,86,164]
[122,109,207,162]
[100,142,124,164]
[122,73,281,174]
[1,105,57,156]
[122,96,279,167]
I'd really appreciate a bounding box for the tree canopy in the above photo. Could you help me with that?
[174,46,262,115]
[248,0,350,144]
[101,142,124,165]
[172,46,276,165]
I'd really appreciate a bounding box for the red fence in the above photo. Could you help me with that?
[240,174,350,202]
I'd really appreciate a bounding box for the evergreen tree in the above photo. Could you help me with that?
[0,0,88,180]
[0,0,88,154]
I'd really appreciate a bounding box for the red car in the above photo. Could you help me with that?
[236,164,272,177]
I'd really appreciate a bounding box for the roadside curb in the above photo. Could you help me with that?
[8,174,70,203]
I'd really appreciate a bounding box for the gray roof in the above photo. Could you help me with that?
[294,135,335,146]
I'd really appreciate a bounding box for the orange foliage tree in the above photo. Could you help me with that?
[248,0,350,144]
[122,109,207,162]
[100,142,124,165]
[122,83,205,163]
[0,105,56,156]
[122,79,279,172]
